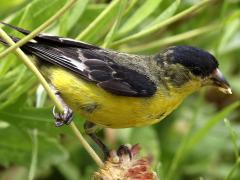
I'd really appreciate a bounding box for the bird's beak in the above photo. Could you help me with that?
[211,68,232,94]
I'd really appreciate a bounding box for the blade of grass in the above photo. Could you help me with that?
[124,24,218,53]
[0,67,26,100]
[112,0,214,46]
[117,0,163,36]
[186,101,240,151]
[36,85,47,108]
[167,100,240,180]
[0,3,31,78]
[166,91,205,180]
[76,0,121,41]
[0,76,36,110]
[102,0,128,48]
[0,56,16,77]
[218,15,240,54]
[224,119,240,180]
[123,0,138,17]
[0,0,77,59]
[225,158,240,180]
[28,129,38,180]
[224,119,239,159]
[0,65,22,80]
[147,0,181,27]
[59,0,89,36]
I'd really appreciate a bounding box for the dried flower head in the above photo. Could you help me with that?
[93,144,158,180]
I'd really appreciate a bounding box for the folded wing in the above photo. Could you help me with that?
[0,22,157,97]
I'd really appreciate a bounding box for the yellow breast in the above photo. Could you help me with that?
[47,67,199,128]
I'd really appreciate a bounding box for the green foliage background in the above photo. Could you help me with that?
[0,0,239,179]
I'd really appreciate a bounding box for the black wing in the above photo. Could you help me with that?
[0,22,157,97]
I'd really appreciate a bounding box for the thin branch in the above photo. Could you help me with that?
[0,28,63,110]
[76,0,121,40]
[0,25,103,168]
[70,123,104,167]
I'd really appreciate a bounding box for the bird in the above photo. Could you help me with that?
[0,22,232,159]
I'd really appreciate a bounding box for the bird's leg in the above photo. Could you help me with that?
[50,85,73,127]
[84,121,132,160]
[84,121,110,160]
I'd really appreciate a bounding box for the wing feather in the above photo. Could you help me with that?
[26,43,156,96]
[0,22,157,97]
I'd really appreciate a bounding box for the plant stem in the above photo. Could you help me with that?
[0,28,64,110]
[76,0,121,40]
[0,0,77,59]
[166,92,204,180]
[70,123,104,167]
[28,129,38,180]
[0,27,103,167]
[124,24,218,53]
[112,0,214,46]
[102,0,128,48]
[225,158,240,180]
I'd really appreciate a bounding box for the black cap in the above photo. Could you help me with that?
[165,46,219,77]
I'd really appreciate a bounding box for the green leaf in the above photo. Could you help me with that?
[9,0,67,29]
[148,0,181,27]
[218,12,240,54]
[218,20,240,53]
[224,119,239,159]
[123,0,138,17]
[0,66,26,101]
[59,0,89,36]
[28,129,38,180]
[76,0,121,42]
[123,24,217,53]
[118,0,162,36]
[102,0,128,48]
[112,0,214,46]
[0,0,24,13]
[186,101,240,151]
[0,55,17,78]
[36,85,47,108]
[0,75,36,110]
[69,4,107,38]
[0,125,68,168]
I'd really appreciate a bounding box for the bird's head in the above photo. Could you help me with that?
[155,46,231,94]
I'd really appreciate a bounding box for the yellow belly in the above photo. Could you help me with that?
[48,68,188,128]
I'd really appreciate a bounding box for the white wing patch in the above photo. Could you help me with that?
[64,56,86,71]
[59,37,96,47]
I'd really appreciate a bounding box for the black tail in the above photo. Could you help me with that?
[0,21,28,47]
[0,21,31,36]
[0,23,36,54]
[0,34,21,46]
[0,22,100,49]
[0,37,8,46]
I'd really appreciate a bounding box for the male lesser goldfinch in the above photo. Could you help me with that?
[0,22,231,158]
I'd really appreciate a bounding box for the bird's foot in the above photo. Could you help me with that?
[116,145,132,160]
[84,122,132,161]
[53,106,73,127]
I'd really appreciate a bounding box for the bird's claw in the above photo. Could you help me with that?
[53,106,73,127]
[116,145,132,160]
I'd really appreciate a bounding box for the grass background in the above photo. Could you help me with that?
[0,0,239,179]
